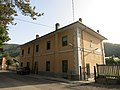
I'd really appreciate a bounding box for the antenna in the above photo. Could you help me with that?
[72,0,75,21]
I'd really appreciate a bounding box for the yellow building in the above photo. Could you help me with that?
[20,20,107,80]
[2,57,7,70]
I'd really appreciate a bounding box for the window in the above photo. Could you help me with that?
[62,60,68,73]
[46,41,51,50]
[21,50,24,56]
[21,62,23,67]
[28,47,30,54]
[46,61,50,71]
[62,36,68,46]
[36,45,39,52]
[90,40,93,48]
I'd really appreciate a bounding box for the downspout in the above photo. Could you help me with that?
[54,23,60,75]
[54,34,56,73]
[32,42,35,73]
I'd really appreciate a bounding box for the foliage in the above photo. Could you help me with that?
[104,42,120,65]
[0,0,42,45]
[0,26,10,46]
[105,55,120,65]
[6,59,13,65]
[3,44,20,66]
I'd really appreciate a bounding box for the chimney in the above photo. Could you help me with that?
[79,18,82,22]
[55,23,60,30]
[97,30,99,33]
[36,34,39,39]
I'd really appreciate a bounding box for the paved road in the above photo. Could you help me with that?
[0,70,70,90]
[0,70,120,90]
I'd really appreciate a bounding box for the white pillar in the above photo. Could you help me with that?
[101,41,105,64]
[73,27,82,77]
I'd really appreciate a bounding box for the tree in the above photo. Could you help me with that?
[0,0,43,46]
[105,55,115,65]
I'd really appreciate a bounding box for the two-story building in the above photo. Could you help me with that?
[20,20,107,80]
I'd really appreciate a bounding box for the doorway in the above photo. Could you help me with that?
[34,61,38,74]
[86,63,90,78]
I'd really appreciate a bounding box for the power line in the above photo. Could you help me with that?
[15,18,54,28]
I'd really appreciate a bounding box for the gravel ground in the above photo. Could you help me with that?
[67,83,120,90]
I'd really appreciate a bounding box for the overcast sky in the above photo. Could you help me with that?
[7,0,120,44]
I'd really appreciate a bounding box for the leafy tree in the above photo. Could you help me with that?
[0,0,43,45]
[6,59,13,65]
[105,55,115,65]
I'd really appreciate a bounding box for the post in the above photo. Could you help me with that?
[96,64,99,77]
[80,66,82,80]
[94,66,96,83]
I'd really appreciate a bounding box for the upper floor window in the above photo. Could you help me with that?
[36,45,39,52]
[62,36,68,47]
[46,41,51,50]
[90,40,93,48]
[21,49,24,56]
[28,47,30,54]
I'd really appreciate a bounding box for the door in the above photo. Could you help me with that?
[62,60,68,79]
[86,63,90,78]
[34,61,38,74]
[27,62,30,67]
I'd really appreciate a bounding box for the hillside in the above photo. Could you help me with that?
[104,42,120,57]
[3,44,20,59]
[1,43,120,59]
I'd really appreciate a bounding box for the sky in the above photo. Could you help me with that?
[7,0,120,44]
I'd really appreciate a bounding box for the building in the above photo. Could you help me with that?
[20,20,107,80]
[2,57,7,70]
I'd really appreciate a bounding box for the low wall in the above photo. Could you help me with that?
[37,71,80,81]
[96,77,120,85]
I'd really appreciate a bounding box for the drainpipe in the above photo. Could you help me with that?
[54,23,60,75]
[32,42,35,73]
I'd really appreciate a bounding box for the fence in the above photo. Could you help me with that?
[94,64,120,84]
[96,64,120,77]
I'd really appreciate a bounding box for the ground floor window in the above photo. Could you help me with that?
[46,61,50,71]
[62,60,68,73]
